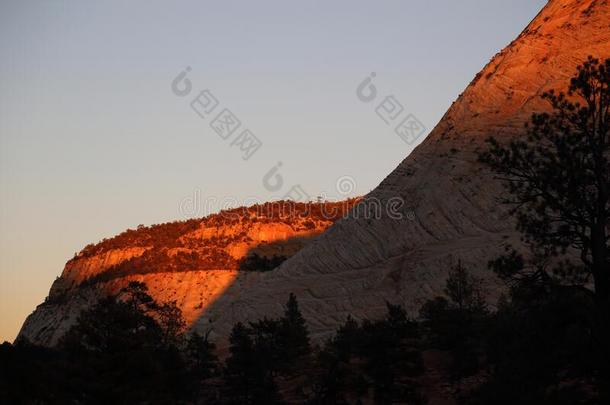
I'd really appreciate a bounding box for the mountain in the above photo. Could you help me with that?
[18,0,610,347]
[18,200,358,346]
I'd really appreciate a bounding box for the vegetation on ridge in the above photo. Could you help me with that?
[74,199,359,287]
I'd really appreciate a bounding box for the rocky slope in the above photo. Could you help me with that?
[18,200,358,346]
[191,0,610,345]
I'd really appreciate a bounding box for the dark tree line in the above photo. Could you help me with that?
[2,268,609,404]
[2,282,192,403]
[222,293,311,403]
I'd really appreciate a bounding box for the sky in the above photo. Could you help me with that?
[0,0,546,342]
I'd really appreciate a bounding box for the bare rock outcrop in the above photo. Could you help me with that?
[18,201,357,346]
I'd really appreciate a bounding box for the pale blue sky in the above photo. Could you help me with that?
[0,0,546,342]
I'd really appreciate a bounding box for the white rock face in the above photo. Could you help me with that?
[194,0,610,345]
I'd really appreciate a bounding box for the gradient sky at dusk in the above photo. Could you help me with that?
[0,0,546,342]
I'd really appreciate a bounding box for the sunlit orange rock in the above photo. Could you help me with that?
[18,200,358,346]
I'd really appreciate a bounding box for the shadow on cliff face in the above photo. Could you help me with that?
[186,233,320,340]
[17,230,326,348]
[87,231,324,330]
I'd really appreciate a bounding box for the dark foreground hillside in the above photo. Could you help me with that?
[2,264,609,404]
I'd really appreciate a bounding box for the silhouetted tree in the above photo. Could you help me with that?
[54,284,191,403]
[475,281,599,405]
[279,292,311,369]
[224,294,311,403]
[312,303,424,404]
[249,318,285,403]
[479,56,610,316]
[60,296,162,353]
[225,322,256,402]
[444,261,487,313]
[120,280,155,312]
[155,300,186,348]
[331,315,360,362]
[420,263,488,378]
[186,330,218,379]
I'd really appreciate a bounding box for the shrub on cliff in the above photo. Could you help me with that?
[238,253,287,272]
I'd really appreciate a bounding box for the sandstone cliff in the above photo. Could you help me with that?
[18,201,357,346]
